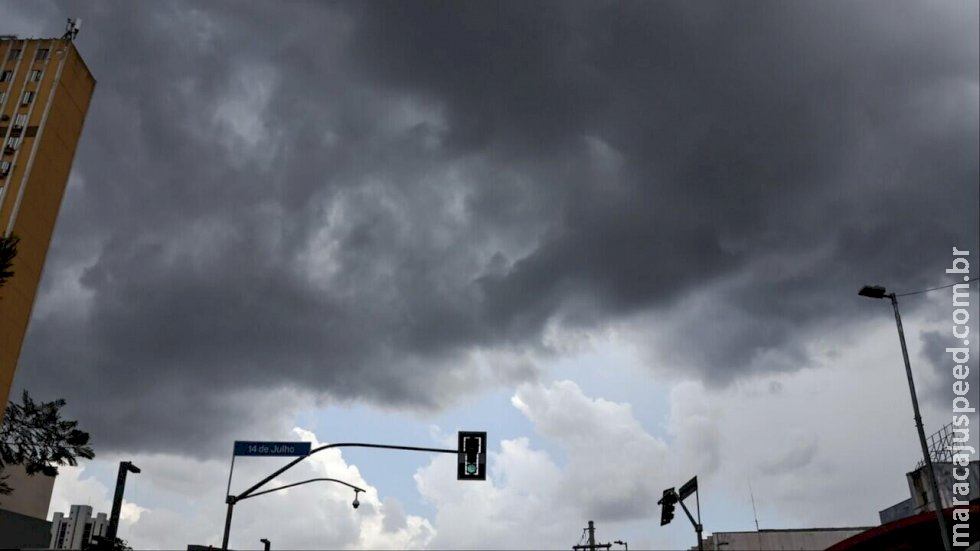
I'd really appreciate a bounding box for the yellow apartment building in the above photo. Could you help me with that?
[0,32,95,417]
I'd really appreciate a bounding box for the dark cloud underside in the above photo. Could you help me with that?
[2,0,975,455]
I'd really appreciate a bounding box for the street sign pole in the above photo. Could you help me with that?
[222,441,313,550]
[225,452,236,499]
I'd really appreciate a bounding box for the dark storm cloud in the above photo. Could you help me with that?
[3,1,977,454]
[920,328,979,414]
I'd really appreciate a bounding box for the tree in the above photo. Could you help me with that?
[0,390,95,496]
[84,535,133,551]
[0,233,17,290]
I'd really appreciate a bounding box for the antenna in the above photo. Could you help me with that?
[748,478,760,531]
[63,18,82,42]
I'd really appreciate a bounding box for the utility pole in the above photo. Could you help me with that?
[572,520,612,551]
[859,285,953,551]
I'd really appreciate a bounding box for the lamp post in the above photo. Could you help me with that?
[106,461,140,542]
[613,540,628,551]
[259,538,270,551]
[223,477,365,549]
[859,284,952,551]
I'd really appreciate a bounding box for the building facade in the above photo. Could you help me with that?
[878,460,980,523]
[49,504,109,550]
[0,33,96,416]
[692,527,873,550]
[0,466,53,548]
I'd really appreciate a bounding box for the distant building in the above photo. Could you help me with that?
[832,440,980,551]
[692,527,872,550]
[829,506,980,551]
[49,505,109,550]
[878,460,980,523]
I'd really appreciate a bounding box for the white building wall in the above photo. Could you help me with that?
[696,528,871,550]
[907,460,980,515]
[0,463,56,519]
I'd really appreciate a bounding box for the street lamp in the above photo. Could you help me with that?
[613,540,628,551]
[106,461,140,542]
[259,538,270,551]
[224,477,365,548]
[859,284,952,551]
[240,477,364,504]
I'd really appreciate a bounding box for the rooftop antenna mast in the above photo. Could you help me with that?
[748,478,763,550]
[748,478,760,531]
[63,18,82,42]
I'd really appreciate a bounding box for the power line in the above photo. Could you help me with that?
[895,277,979,297]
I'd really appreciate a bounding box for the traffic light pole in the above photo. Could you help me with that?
[221,442,458,550]
[678,499,703,551]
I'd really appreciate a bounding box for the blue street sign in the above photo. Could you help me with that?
[233,441,311,457]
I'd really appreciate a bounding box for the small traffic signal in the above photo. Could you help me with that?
[657,487,677,526]
[457,431,487,480]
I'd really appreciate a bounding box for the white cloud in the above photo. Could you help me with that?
[49,427,434,550]
[410,314,974,548]
[47,312,975,549]
[413,379,676,549]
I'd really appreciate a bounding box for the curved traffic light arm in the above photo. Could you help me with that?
[232,442,458,503]
[238,477,366,501]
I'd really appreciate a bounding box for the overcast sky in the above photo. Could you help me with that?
[2,1,978,549]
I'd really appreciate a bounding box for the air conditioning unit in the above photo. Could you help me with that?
[0,114,9,121]
[4,146,15,154]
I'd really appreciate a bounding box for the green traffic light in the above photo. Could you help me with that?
[465,463,478,475]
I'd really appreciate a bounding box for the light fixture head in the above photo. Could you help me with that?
[858,285,888,299]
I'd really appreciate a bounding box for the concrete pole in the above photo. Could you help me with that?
[106,461,135,541]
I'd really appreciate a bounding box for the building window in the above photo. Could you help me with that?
[35,48,50,61]
[21,90,34,105]
[0,161,11,177]
[0,70,11,82]
[30,69,42,81]
[6,48,20,61]
[0,91,6,103]
[13,113,27,128]
[5,136,21,150]
[56,523,68,549]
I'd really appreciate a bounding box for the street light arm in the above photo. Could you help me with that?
[235,442,457,501]
[859,287,953,551]
[240,477,366,501]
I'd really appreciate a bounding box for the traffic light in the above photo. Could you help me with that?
[658,487,677,526]
[457,431,487,480]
